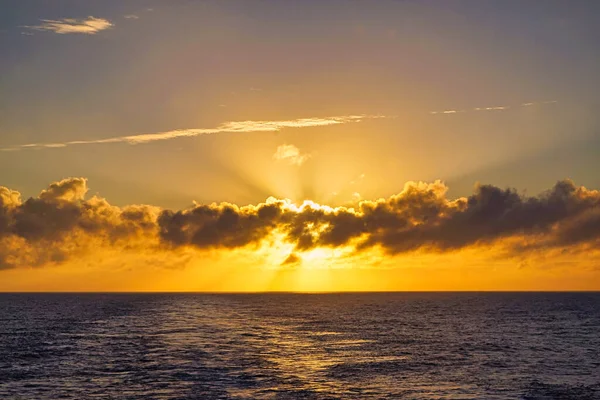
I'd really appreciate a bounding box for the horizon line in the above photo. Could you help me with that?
[1,290,598,294]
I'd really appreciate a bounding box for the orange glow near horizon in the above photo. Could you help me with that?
[0,174,599,292]
[1,237,599,292]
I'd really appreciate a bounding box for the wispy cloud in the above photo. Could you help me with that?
[473,106,510,111]
[430,110,464,115]
[350,173,365,185]
[273,144,311,166]
[23,16,113,35]
[2,115,385,151]
[332,173,366,203]
[430,100,557,115]
[124,15,139,20]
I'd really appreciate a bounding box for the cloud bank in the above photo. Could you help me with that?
[23,17,113,35]
[2,115,385,152]
[0,178,598,270]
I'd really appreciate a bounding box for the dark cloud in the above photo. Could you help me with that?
[356,180,599,254]
[156,179,600,255]
[281,253,301,266]
[0,178,598,269]
[157,202,283,249]
[0,178,159,269]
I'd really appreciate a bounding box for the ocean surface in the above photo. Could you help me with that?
[0,293,599,399]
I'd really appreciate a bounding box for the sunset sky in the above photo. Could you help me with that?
[1,0,599,291]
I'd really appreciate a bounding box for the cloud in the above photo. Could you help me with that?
[124,15,139,20]
[0,178,598,270]
[23,16,113,35]
[0,179,162,269]
[281,253,302,266]
[350,174,365,185]
[273,144,311,166]
[430,110,463,115]
[430,100,557,115]
[473,106,510,111]
[2,114,386,152]
[332,174,366,204]
[39,177,88,202]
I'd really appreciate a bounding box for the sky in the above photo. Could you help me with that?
[1,0,599,291]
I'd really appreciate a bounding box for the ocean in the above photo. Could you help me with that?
[1,293,599,399]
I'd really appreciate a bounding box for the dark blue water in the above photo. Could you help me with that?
[0,293,599,399]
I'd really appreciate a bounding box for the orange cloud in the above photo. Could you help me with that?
[23,17,113,35]
[273,144,311,166]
